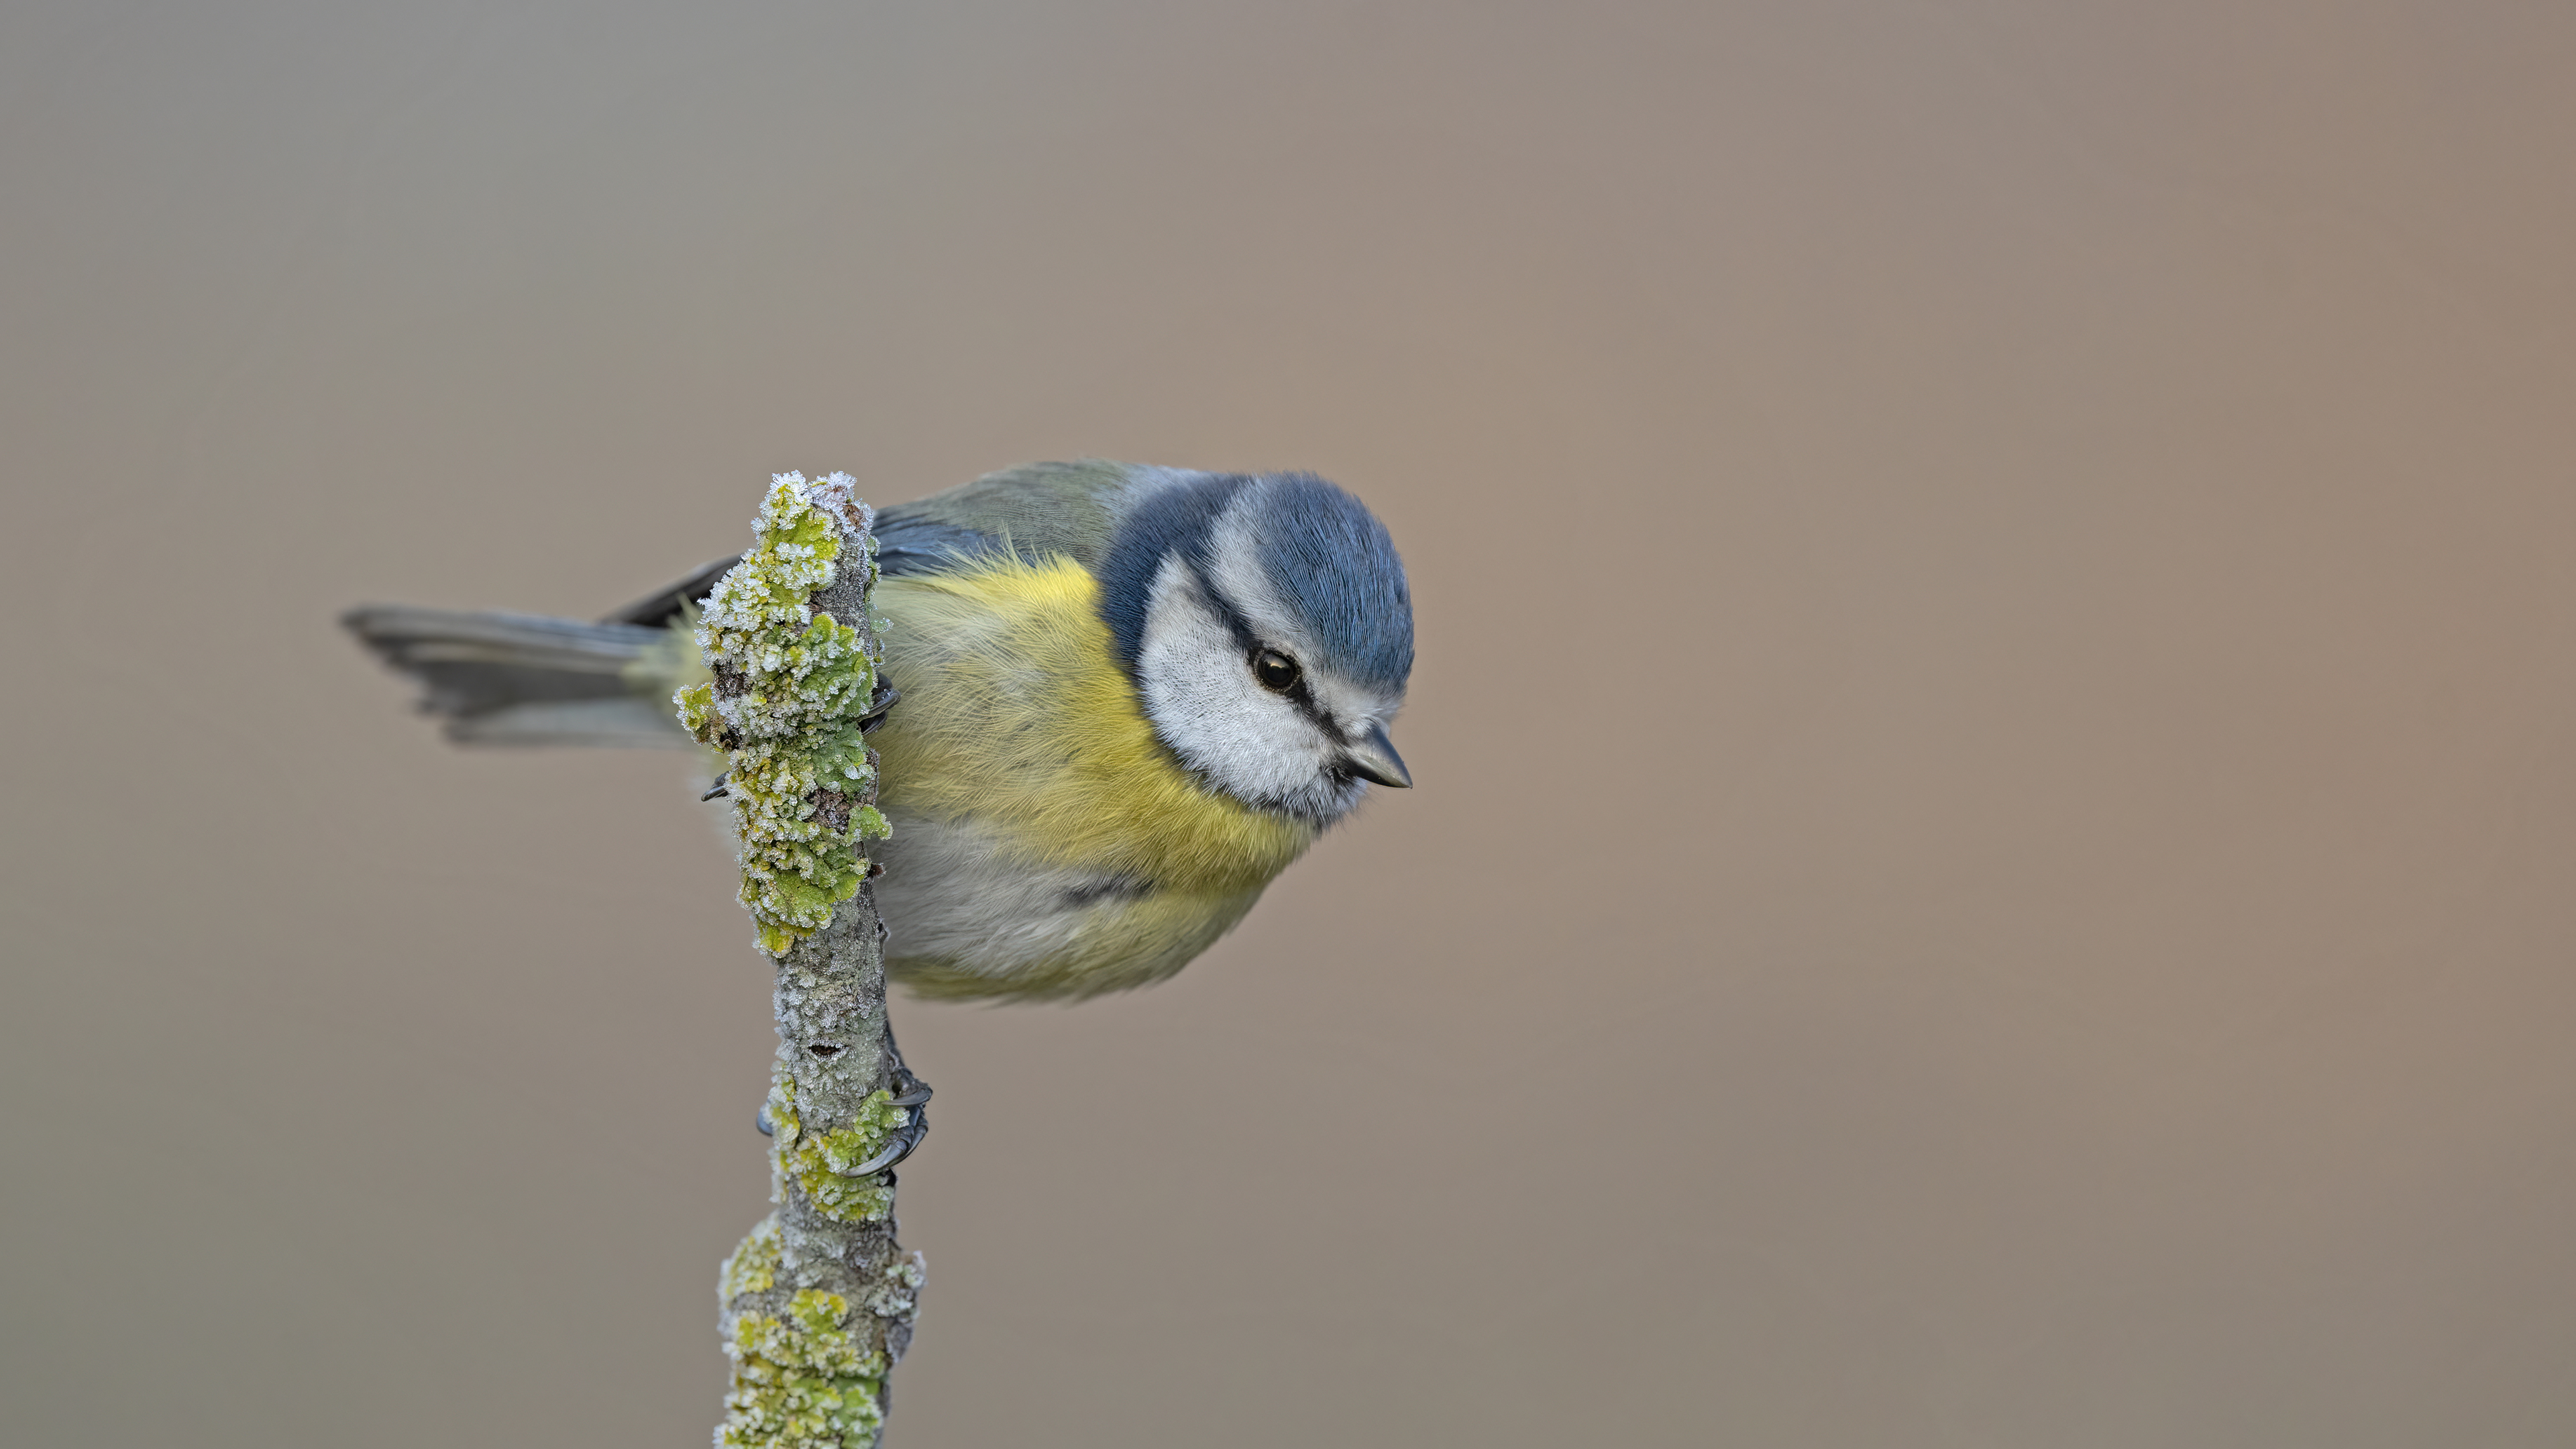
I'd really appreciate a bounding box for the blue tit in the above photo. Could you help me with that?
[345,460,1415,1002]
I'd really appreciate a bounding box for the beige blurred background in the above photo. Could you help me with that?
[5,3,2575,1444]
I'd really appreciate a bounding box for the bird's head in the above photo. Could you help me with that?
[1099,470,1413,824]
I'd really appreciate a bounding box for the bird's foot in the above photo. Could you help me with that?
[754,1063,932,1177]
[857,676,901,734]
[841,1065,931,1176]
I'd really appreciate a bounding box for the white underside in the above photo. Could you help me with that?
[873,816,1146,980]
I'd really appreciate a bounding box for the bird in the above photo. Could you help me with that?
[344,460,1415,1004]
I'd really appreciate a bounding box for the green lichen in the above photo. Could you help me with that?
[767,1075,906,1224]
[720,1287,888,1449]
[678,472,895,956]
[722,1215,783,1299]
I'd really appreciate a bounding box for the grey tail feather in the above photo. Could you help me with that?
[341,604,694,748]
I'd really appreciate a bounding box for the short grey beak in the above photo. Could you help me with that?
[1344,721,1412,789]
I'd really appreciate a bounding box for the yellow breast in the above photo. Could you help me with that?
[866,554,1316,892]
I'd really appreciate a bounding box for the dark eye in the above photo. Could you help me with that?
[1252,648,1301,692]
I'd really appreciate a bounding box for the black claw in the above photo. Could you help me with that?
[857,678,901,734]
[835,1062,932,1176]
[760,1063,932,1173]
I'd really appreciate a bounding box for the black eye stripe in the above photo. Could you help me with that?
[1249,647,1341,737]
[1189,559,1263,657]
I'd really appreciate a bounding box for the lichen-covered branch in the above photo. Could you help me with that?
[679,474,894,956]
[689,474,922,1449]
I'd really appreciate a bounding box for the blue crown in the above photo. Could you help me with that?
[1099,472,1413,692]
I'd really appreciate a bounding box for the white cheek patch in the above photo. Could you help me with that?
[1137,555,1338,808]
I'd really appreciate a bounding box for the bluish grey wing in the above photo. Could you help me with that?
[873,513,1006,577]
[590,515,1005,630]
[599,461,1140,627]
[877,460,1134,570]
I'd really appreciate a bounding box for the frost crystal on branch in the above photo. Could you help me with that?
[678,472,894,955]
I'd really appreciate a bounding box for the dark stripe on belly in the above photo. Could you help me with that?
[1061,874,1153,908]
